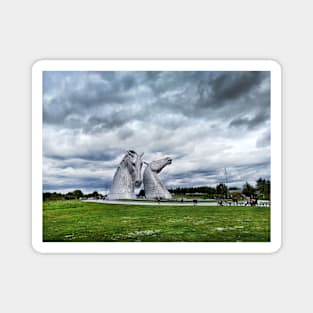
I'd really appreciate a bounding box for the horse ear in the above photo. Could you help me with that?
[140,152,144,158]
[143,161,148,165]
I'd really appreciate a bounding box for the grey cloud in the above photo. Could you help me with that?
[44,71,270,133]
[117,127,134,140]
[256,130,271,148]
[49,158,117,170]
[229,109,270,130]
[44,176,111,191]
[193,72,270,121]
[43,70,271,192]
[43,71,136,128]
[210,71,267,102]
[166,168,218,181]
[45,149,121,162]
[68,81,126,108]
[86,113,132,132]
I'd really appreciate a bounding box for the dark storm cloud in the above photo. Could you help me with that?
[210,71,267,102]
[194,72,270,118]
[43,70,270,132]
[44,146,121,162]
[229,109,270,130]
[50,159,118,171]
[146,71,209,96]
[96,71,140,91]
[43,70,271,192]
[43,71,137,128]
[166,168,218,181]
[231,161,270,173]
[86,113,132,132]
[67,81,126,107]
[43,176,111,191]
[46,151,117,162]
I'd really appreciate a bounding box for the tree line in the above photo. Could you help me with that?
[168,178,270,200]
[43,177,270,201]
[43,190,104,201]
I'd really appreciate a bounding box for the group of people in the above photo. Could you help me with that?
[217,197,258,206]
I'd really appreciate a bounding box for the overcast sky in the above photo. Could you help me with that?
[43,70,271,194]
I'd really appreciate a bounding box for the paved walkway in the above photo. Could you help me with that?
[82,199,219,206]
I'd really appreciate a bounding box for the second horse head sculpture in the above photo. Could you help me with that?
[143,157,172,200]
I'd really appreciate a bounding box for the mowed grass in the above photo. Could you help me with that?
[43,200,270,242]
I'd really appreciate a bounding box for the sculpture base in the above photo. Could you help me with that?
[145,191,172,200]
[107,193,136,200]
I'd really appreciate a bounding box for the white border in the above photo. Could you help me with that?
[32,60,282,254]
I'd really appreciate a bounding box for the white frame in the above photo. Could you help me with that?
[32,60,282,254]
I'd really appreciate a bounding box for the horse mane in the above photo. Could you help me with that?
[119,152,135,171]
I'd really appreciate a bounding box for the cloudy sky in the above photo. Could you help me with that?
[43,70,270,194]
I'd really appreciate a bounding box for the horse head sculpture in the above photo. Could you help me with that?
[147,157,172,173]
[107,150,144,200]
[143,157,172,200]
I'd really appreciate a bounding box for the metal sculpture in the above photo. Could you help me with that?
[107,150,144,200]
[143,157,172,200]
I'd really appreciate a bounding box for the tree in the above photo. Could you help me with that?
[91,191,99,198]
[43,192,65,201]
[242,182,255,197]
[72,190,84,199]
[256,178,265,199]
[265,180,270,200]
[229,186,240,191]
[255,178,271,200]
[216,183,228,198]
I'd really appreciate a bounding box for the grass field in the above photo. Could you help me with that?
[43,200,270,242]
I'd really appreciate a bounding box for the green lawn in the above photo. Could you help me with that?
[43,200,270,242]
